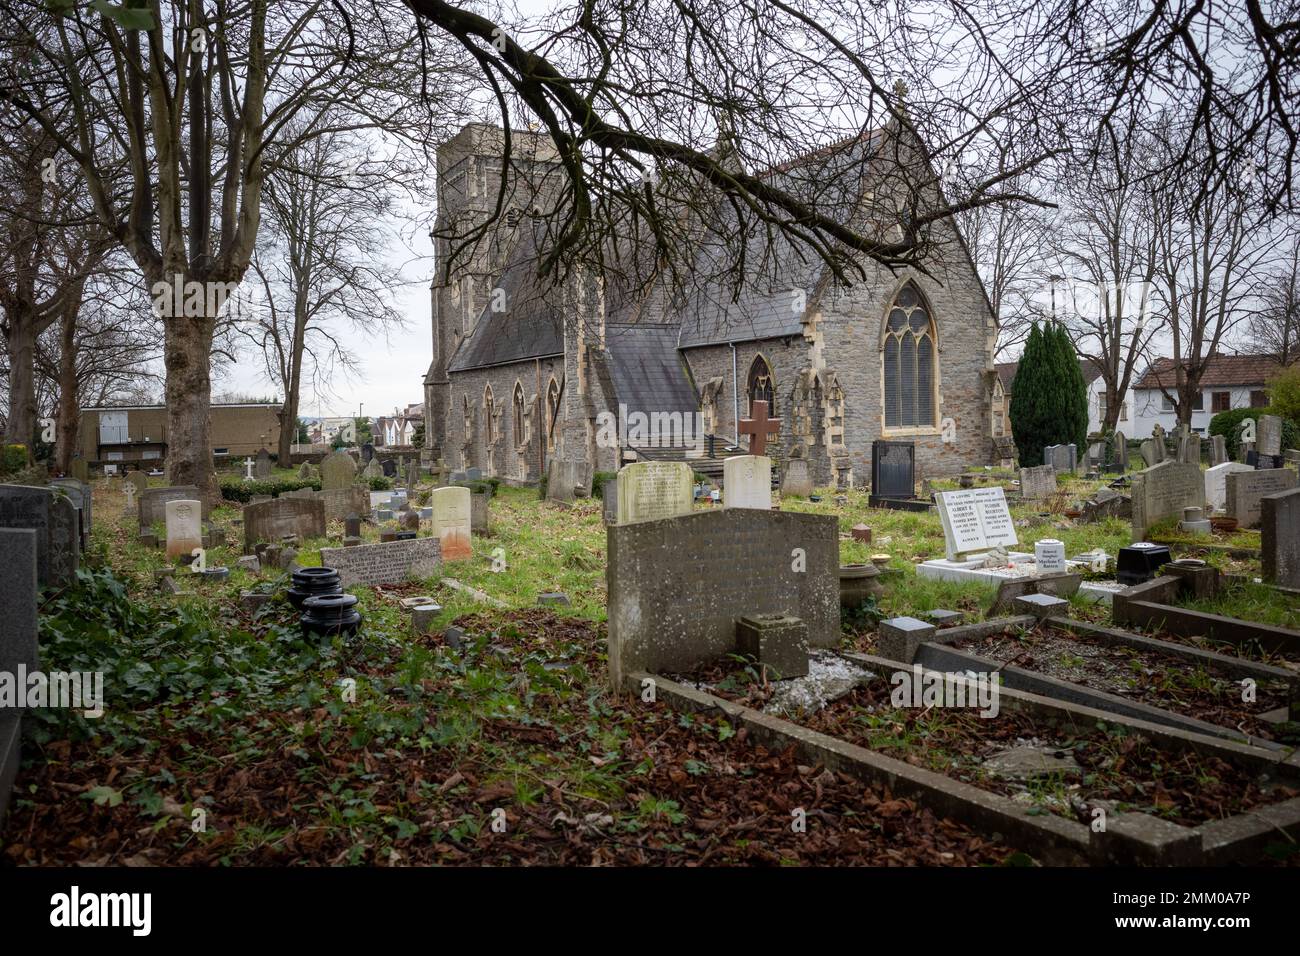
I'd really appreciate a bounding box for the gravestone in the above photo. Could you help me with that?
[0,528,38,827]
[47,494,79,585]
[71,459,89,482]
[1139,440,1159,467]
[0,484,52,586]
[1178,433,1201,465]
[1225,468,1298,529]
[298,462,312,480]
[616,461,694,525]
[430,486,472,560]
[602,480,619,526]
[254,448,272,480]
[139,486,206,532]
[738,400,781,455]
[320,485,369,522]
[125,471,149,499]
[1086,442,1105,468]
[344,513,362,538]
[50,478,91,548]
[1131,461,1205,540]
[1204,461,1252,512]
[1113,430,1128,470]
[1259,414,1284,457]
[1043,443,1077,474]
[362,443,375,464]
[1209,434,1227,466]
[1261,487,1300,589]
[935,487,1018,560]
[363,457,383,481]
[320,537,442,587]
[466,467,483,481]
[606,509,838,687]
[780,457,813,497]
[470,493,490,533]
[165,499,203,559]
[381,459,397,479]
[406,459,419,489]
[546,458,590,503]
[723,455,772,510]
[991,435,1017,464]
[870,440,915,500]
[320,450,357,490]
[1018,464,1056,500]
[242,497,326,553]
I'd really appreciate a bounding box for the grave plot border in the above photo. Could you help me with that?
[874,610,1299,740]
[631,664,1300,865]
[867,494,933,513]
[1113,576,1300,656]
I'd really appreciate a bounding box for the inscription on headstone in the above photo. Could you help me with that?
[1131,461,1205,540]
[935,488,1018,559]
[617,461,694,525]
[242,497,326,553]
[320,537,442,587]
[723,455,772,510]
[1226,468,1298,528]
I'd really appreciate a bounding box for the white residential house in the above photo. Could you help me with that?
[374,404,424,448]
[996,358,1131,438]
[1130,353,1282,437]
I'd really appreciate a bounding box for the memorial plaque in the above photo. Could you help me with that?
[617,461,694,525]
[606,509,839,686]
[320,537,442,587]
[1131,461,1205,540]
[935,487,1018,559]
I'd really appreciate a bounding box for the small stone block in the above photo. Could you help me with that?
[537,592,570,606]
[877,616,936,663]
[411,606,439,635]
[343,536,362,548]
[1014,592,1069,619]
[236,555,260,573]
[444,626,466,650]
[240,591,273,614]
[140,532,158,548]
[850,523,872,543]
[735,614,810,679]
[927,609,964,627]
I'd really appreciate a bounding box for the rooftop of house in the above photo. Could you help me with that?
[996,357,1104,393]
[1132,353,1288,390]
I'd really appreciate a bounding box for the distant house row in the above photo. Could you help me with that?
[994,351,1289,440]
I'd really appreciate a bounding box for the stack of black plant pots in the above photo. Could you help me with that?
[287,567,342,610]
[301,593,363,639]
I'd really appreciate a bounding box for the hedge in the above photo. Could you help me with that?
[218,473,391,503]
[1207,407,1300,461]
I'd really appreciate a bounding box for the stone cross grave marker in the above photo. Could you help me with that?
[430,486,472,560]
[1225,468,1298,528]
[616,461,693,525]
[127,470,149,498]
[606,509,838,687]
[738,400,781,455]
[165,499,203,559]
[723,455,772,510]
[935,487,1018,560]
[0,527,39,826]
[242,457,256,481]
[1131,460,1204,540]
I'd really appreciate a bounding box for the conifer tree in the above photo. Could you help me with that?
[1009,322,1089,467]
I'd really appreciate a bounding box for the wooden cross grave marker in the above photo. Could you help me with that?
[739,400,782,456]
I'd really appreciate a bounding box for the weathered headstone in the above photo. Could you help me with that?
[1204,461,1252,512]
[254,448,272,480]
[139,486,206,532]
[935,487,1018,560]
[602,480,618,526]
[50,478,91,548]
[616,461,694,525]
[606,509,838,687]
[870,440,915,500]
[0,527,39,827]
[780,457,813,497]
[429,486,472,560]
[1178,433,1202,465]
[362,442,375,464]
[1139,440,1159,467]
[1225,468,1298,528]
[242,497,326,553]
[470,492,490,533]
[1131,461,1206,540]
[320,450,357,490]
[1209,434,1227,466]
[165,499,203,559]
[723,455,772,510]
[545,458,589,503]
[320,537,442,587]
[1261,487,1300,589]
[0,485,52,586]
[1259,414,1284,457]
[381,459,398,479]
[1018,464,1057,500]
[320,485,369,522]
[1043,443,1077,474]
[47,494,80,585]
[1113,430,1129,470]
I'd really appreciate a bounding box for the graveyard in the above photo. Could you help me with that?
[3,423,1299,868]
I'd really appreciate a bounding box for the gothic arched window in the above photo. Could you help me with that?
[484,384,495,443]
[747,355,776,416]
[882,282,937,428]
[462,395,471,437]
[513,382,526,443]
[546,377,561,451]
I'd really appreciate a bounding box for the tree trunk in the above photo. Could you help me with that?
[4,307,38,452]
[163,303,218,502]
[53,304,79,475]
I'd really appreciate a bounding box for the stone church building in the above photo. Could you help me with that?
[422,122,999,491]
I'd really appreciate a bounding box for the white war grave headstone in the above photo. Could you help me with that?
[165,499,203,559]
[429,486,472,561]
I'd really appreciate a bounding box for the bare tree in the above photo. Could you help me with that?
[0,1,448,499]
[1247,227,1300,366]
[240,124,407,464]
